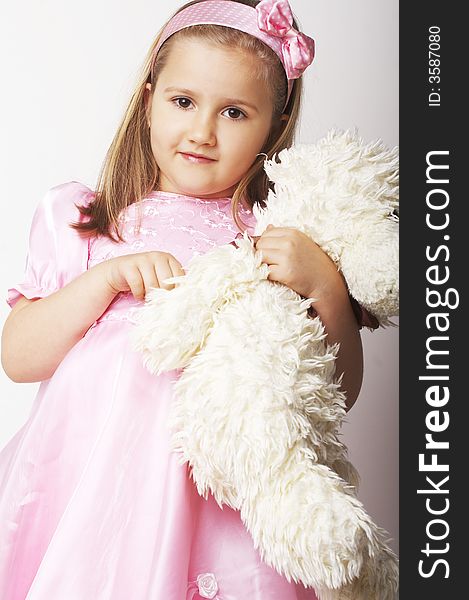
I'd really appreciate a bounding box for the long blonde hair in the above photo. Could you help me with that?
[73,0,304,241]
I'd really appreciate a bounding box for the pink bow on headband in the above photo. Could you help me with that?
[256,0,315,79]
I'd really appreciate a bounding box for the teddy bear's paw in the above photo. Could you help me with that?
[340,220,399,321]
[309,551,398,600]
[314,584,354,600]
[131,283,209,373]
[132,241,271,373]
[237,456,398,596]
[316,531,398,600]
[352,542,399,600]
[238,464,363,585]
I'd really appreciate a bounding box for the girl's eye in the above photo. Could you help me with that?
[174,97,193,110]
[223,107,246,121]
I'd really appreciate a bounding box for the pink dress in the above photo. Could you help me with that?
[0,181,318,600]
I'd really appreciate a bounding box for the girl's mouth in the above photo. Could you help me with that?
[179,152,216,164]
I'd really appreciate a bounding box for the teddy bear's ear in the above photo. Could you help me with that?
[341,220,399,325]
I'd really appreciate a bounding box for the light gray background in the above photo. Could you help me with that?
[0,1,399,556]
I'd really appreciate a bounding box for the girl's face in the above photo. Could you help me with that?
[145,37,276,199]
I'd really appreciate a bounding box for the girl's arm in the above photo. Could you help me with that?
[1,263,118,383]
[309,286,363,412]
[1,252,185,383]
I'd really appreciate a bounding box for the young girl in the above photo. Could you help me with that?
[0,1,365,598]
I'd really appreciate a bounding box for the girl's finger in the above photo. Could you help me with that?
[255,229,293,250]
[262,225,291,235]
[260,225,292,236]
[255,247,282,266]
[265,263,278,282]
[138,262,160,295]
[168,255,186,279]
[124,268,146,301]
[153,257,176,291]
[163,256,186,290]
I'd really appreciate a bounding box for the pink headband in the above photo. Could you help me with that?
[152,0,315,109]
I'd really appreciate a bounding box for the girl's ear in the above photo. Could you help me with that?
[276,113,289,135]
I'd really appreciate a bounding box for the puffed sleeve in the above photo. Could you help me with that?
[6,181,95,309]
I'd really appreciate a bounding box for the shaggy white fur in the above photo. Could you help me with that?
[257,129,399,323]
[132,129,399,599]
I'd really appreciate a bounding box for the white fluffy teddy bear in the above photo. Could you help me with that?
[132,129,399,600]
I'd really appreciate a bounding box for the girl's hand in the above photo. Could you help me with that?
[252,225,347,304]
[102,251,186,301]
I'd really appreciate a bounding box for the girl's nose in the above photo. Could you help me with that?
[188,112,216,146]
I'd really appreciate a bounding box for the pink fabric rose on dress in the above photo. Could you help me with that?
[197,572,219,599]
